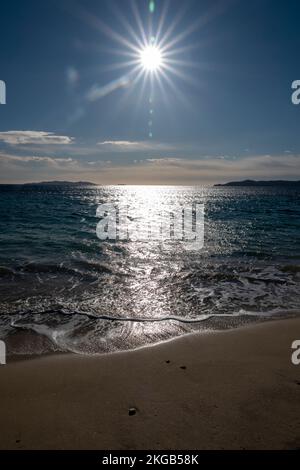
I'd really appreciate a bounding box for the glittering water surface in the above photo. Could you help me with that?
[0,184,299,354]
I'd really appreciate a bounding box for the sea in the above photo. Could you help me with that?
[0,184,299,355]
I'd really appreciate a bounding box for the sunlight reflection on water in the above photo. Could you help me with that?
[0,184,300,354]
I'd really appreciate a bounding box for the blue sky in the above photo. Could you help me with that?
[0,0,300,184]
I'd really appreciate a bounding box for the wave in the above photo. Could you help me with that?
[8,306,282,326]
[0,266,17,277]
[4,307,298,356]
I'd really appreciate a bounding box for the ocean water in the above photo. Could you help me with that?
[0,184,299,355]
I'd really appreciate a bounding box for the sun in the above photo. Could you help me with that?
[140,45,163,72]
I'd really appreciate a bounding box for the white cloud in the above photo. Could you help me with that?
[132,154,300,183]
[86,76,130,102]
[0,131,74,145]
[98,140,141,147]
[0,152,112,182]
[97,140,173,152]
[1,152,300,185]
[0,153,75,167]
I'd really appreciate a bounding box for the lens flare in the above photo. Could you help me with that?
[140,45,162,71]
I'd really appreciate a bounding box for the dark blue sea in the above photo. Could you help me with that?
[0,184,299,355]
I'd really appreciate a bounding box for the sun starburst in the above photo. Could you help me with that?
[140,45,163,72]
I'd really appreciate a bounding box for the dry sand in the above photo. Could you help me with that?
[0,318,300,450]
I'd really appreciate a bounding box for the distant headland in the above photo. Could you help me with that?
[214,179,300,187]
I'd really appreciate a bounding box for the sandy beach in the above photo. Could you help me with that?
[0,318,300,450]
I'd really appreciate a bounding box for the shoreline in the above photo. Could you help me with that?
[0,317,300,449]
[5,311,300,362]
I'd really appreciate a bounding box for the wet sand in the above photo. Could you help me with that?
[0,318,300,449]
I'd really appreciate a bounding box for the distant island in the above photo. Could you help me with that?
[214,179,300,187]
[23,181,97,187]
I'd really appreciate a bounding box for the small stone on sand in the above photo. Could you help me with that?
[128,407,137,416]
